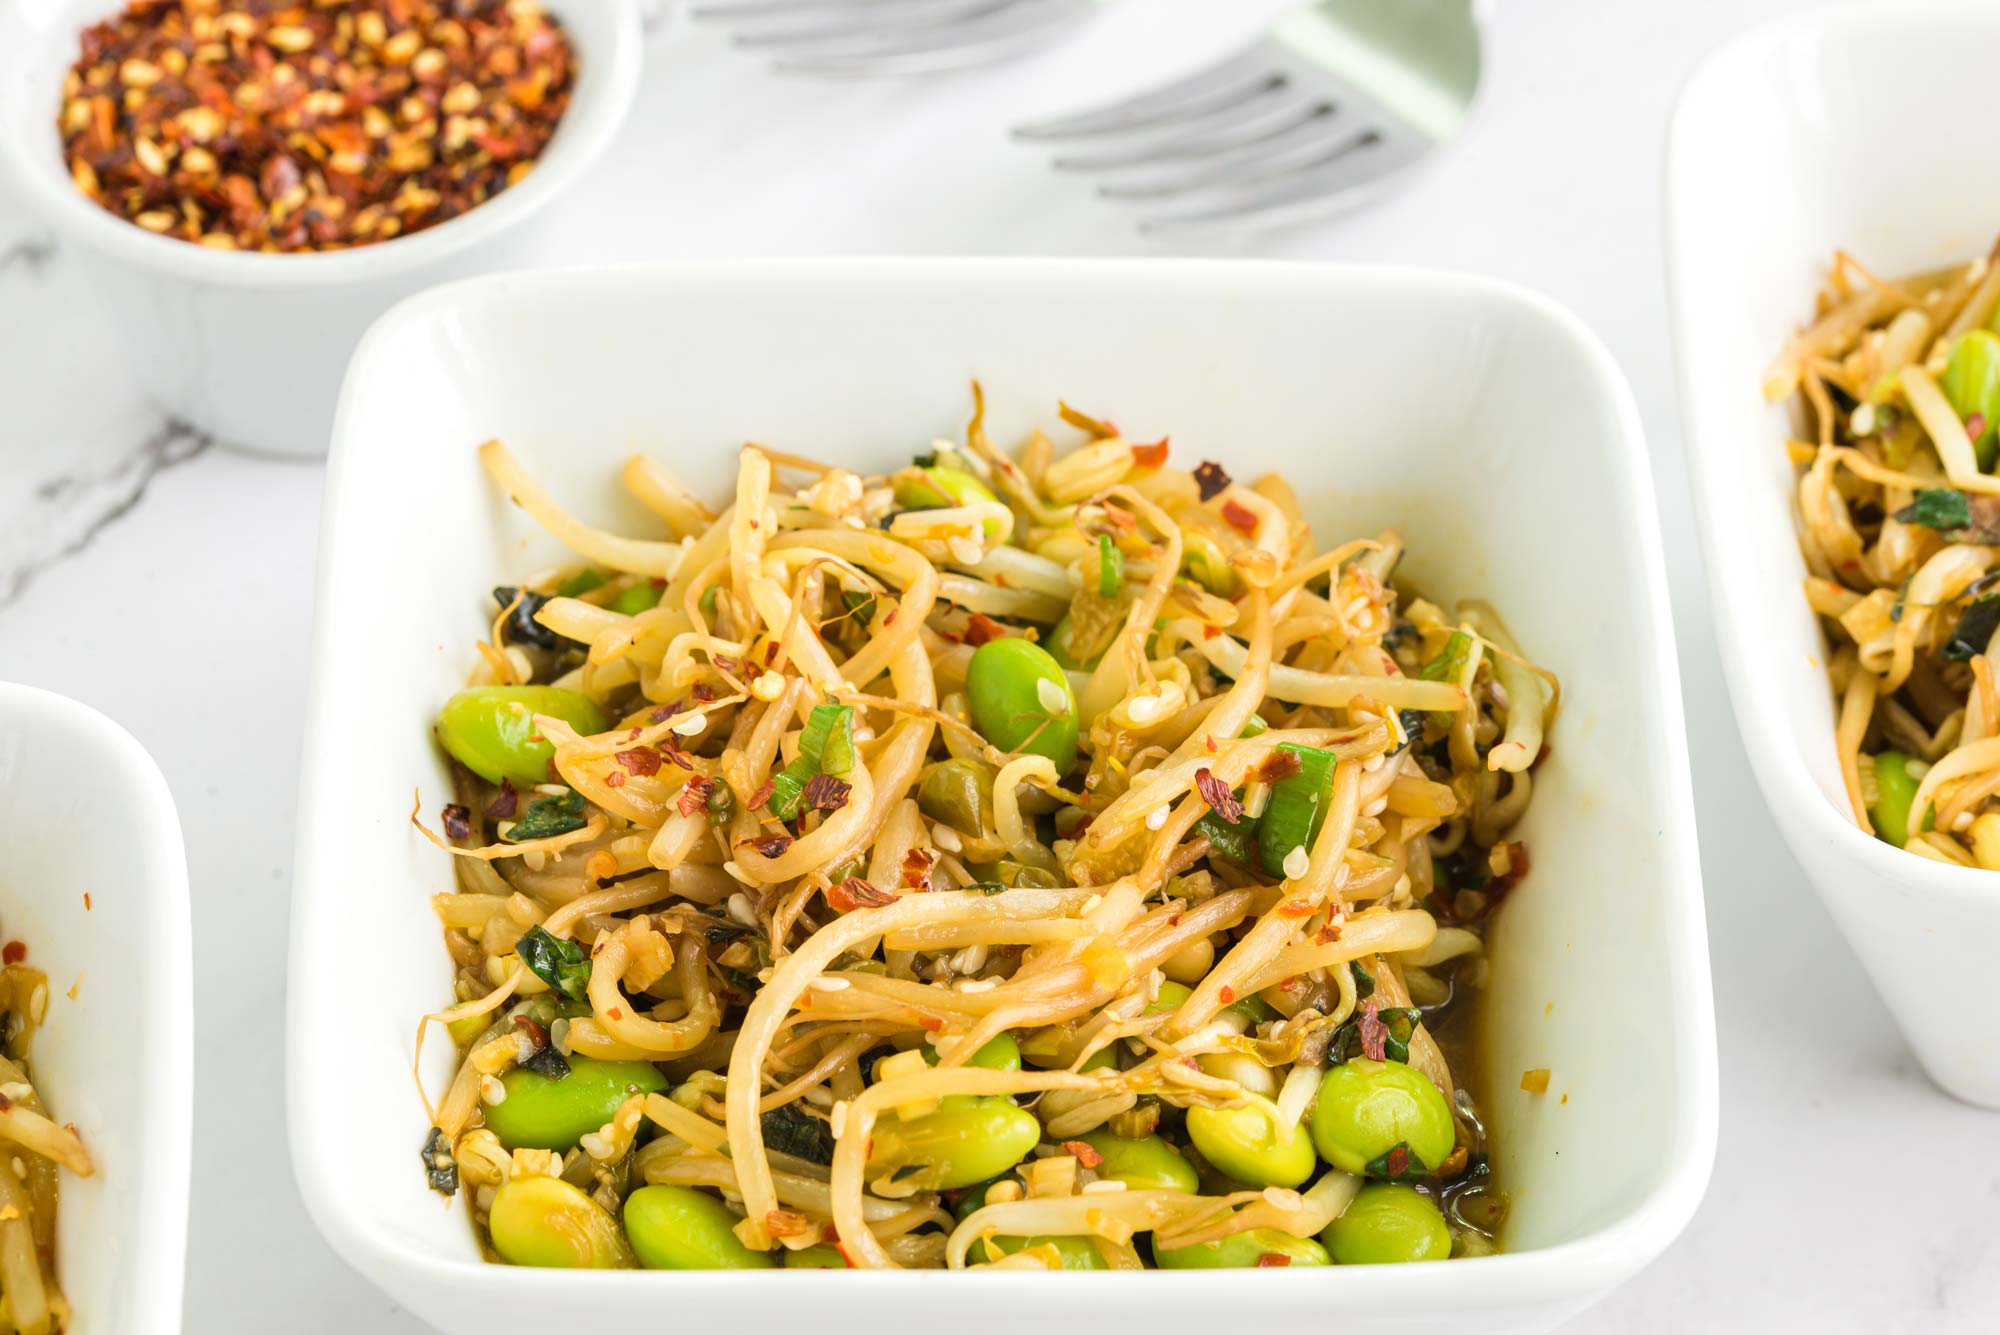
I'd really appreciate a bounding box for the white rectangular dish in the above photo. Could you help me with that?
[290,259,1714,1335]
[1667,0,2000,1107]
[0,682,193,1335]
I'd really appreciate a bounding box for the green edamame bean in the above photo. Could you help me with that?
[609,582,664,615]
[436,686,610,788]
[1078,1132,1198,1193]
[1153,1228,1330,1269]
[866,1095,1041,1190]
[1871,750,1921,848]
[783,1244,849,1269]
[923,1032,1022,1071]
[1321,1183,1451,1264]
[1143,981,1193,1017]
[1309,1060,1455,1177]
[1185,1094,1315,1189]
[917,758,997,838]
[624,1185,775,1270]
[966,638,1079,773]
[487,1175,633,1269]
[1944,330,2000,469]
[483,1057,667,1152]
[985,1236,1109,1270]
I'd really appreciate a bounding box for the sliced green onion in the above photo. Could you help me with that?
[698,585,719,620]
[1238,715,1268,738]
[1257,743,1336,879]
[768,704,857,821]
[1195,811,1259,867]
[1097,534,1124,599]
[555,569,607,598]
[1417,630,1481,723]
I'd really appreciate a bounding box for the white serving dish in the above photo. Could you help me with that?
[290,259,1715,1335]
[0,0,642,458]
[0,683,192,1334]
[1667,0,2000,1109]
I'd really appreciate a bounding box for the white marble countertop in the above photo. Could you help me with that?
[2,1,1995,1330]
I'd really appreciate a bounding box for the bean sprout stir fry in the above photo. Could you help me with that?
[1773,242,2000,866]
[0,936,90,1334]
[417,390,1551,1271]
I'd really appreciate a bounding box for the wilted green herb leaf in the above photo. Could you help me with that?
[1365,1140,1425,1181]
[1893,488,1972,531]
[761,1101,835,1165]
[516,925,591,1001]
[504,789,587,842]
[1944,595,2000,661]
[420,1126,459,1196]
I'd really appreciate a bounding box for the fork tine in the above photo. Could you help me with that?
[772,0,1089,77]
[1052,97,1332,173]
[1137,131,1426,233]
[1012,49,1277,141]
[1101,121,1370,200]
[732,0,1012,51]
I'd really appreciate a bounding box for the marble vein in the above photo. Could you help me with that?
[0,418,212,609]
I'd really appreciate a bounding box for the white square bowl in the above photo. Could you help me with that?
[0,683,192,1335]
[1667,0,2000,1108]
[290,260,1715,1335]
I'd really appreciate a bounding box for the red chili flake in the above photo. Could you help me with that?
[677,775,716,818]
[1314,922,1343,945]
[711,654,741,674]
[606,1007,624,1022]
[1971,413,1989,439]
[1258,750,1302,784]
[616,746,664,777]
[1202,624,1221,640]
[650,702,682,723]
[901,847,936,892]
[82,893,92,911]
[0,942,24,966]
[440,804,472,841]
[659,738,695,772]
[512,1015,549,1048]
[1130,438,1170,469]
[747,778,775,811]
[963,613,1007,647]
[764,642,781,667]
[484,778,519,822]
[1218,986,1235,1004]
[1358,1000,1389,1062]
[829,877,895,913]
[692,684,716,704]
[1255,1254,1292,1268]
[605,770,627,789]
[1193,460,1232,502]
[627,727,643,741]
[0,1093,11,1112]
[1384,1145,1411,1178]
[919,1015,945,1033]
[1100,505,1138,534]
[747,833,793,858]
[1278,898,1315,919]
[804,773,852,812]
[1193,768,1243,824]
[884,608,898,626]
[1221,498,1259,535]
[1063,1140,1104,1169]
[1204,734,1218,754]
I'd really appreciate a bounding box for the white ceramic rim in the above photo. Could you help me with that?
[0,0,643,290]
[1664,0,2000,909]
[289,257,1718,1312]
[0,680,194,1330]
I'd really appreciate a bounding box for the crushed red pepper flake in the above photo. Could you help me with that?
[651,702,682,723]
[1130,438,1169,469]
[658,738,695,772]
[1278,897,1315,919]
[1062,1140,1104,1169]
[828,877,895,913]
[962,613,1007,647]
[803,772,852,812]
[747,778,775,812]
[1192,460,1232,502]
[766,1209,813,1238]
[59,0,576,253]
[901,847,936,892]
[440,803,472,841]
[0,942,24,967]
[1384,1145,1410,1177]
[1258,750,1302,784]
[676,775,716,818]
[604,770,627,788]
[511,1014,549,1048]
[747,833,793,858]
[483,778,518,821]
[1193,768,1243,824]
[1255,1253,1291,1268]
[1221,498,1259,535]
[1218,986,1235,1004]
[1358,999,1389,1062]
[616,746,663,778]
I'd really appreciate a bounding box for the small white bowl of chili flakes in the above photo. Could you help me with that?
[0,0,643,457]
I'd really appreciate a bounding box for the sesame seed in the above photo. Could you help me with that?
[1144,807,1168,831]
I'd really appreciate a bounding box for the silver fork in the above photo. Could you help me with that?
[1014,0,1485,233]
[691,0,1097,78]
